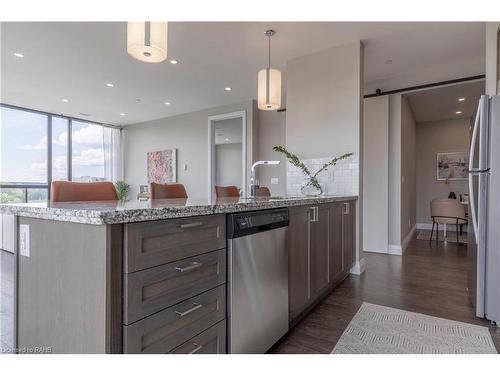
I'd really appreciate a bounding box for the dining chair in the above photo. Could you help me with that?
[430,198,468,243]
[50,181,118,202]
[215,185,240,198]
[150,182,188,199]
[255,186,271,197]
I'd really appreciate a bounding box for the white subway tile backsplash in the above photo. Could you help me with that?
[286,155,359,196]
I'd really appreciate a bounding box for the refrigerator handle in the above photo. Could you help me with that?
[468,101,481,240]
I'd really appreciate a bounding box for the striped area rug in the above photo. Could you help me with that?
[332,303,497,354]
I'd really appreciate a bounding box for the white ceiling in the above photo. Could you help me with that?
[405,80,485,123]
[0,22,486,126]
[214,117,242,144]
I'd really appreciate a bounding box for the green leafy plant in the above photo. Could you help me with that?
[272,145,353,192]
[114,180,131,201]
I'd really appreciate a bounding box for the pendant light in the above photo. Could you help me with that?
[127,22,168,63]
[258,30,282,111]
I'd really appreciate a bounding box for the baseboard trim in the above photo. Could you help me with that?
[363,248,389,254]
[350,258,366,275]
[388,245,402,255]
[402,225,417,253]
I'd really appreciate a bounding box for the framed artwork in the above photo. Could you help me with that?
[147,149,177,183]
[436,152,468,181]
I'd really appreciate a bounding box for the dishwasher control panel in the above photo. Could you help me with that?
[227,208,289,239]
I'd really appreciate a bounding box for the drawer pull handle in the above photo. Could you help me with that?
[179,222,204,229]
[175,261,203,273]
[175,302,202,317]
[343,202,350,215]
[188,343,203,354]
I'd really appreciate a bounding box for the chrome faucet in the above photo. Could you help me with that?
[250,160,280,197]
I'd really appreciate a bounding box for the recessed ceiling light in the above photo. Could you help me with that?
[224,87,232,91]
[62,98,69,103]
[119,113,126,116]
[106,83,114,87]
[165,101,171,106]
[13,52,24,58]
[456,111,462,114]
[458,98,466,102]
[169,59,179,65]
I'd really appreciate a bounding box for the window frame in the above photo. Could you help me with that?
[0,103,121,202]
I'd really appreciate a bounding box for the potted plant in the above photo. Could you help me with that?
[273,145,353,196]
[114,180,131,201]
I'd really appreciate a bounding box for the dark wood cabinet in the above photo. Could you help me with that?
[329,203,344,283]
[288,200,356,325]
[288,205,311,322]
[310,205,330,299]
[342,201,355,271]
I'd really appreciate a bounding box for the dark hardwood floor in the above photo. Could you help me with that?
[270,238,500,354]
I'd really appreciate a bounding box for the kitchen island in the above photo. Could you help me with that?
[1,195,357,354]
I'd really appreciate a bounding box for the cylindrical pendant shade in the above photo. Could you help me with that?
[258,68,281,110]
[127,22,168,63]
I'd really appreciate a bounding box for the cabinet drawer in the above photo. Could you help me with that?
[124,214,226,273]
[123,285,226,354]
[124,250,226,324]
[169,320,226,354]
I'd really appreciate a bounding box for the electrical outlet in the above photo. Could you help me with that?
[20,224,30,257]
[271,178,279,185]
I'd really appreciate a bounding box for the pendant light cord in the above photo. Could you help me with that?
[268,34,271,69]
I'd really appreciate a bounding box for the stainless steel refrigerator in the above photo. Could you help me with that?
[468,94,500,324]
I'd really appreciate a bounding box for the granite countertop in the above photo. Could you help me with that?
[0,195,358,225]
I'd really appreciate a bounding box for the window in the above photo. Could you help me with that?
[0,105,121,203]
[71,121,105,182]
[1,107,48,184]
[52,116,69,181]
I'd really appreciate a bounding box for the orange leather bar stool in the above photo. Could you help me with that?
[50,181,118,202]
[150,182,188,199]
[255,187,271,197]
[215,185,240,198]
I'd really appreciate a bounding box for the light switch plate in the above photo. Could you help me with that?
[271,178,279,185]
[19,224,30,257]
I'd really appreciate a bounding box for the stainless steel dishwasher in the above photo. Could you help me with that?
[227,208,289,354]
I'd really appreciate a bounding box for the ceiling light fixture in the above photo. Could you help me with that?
[13,52,24,58]
[62,99,69,103]
[458,98,466,102]
[165,101,171,105]
[225,138,230,142]
[224,87,232,92]
[127,22,168,63]
[120,113,126,116]
[258,30,281,111]
[169,59,178,65]
[456,111,462,114]
[106,83,114,87]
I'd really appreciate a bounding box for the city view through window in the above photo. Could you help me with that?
[0,105,107,203]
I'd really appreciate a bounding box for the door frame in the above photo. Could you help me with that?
[207,110,247,201]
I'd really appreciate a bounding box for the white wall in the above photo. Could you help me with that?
[257,110,287,196]
[416,118,470,225]
[123,100,256,198]
[388,94,402,249]
[400,96,417,244]
[285,42,362,159]
[215,143,242,189]
[363,96,389,253]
